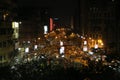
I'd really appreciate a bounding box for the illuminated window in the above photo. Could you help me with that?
[25,47,29,53]
[94,44,98,49]
[60,47,65,54]
[34,45,38,50]
[12,22,19,28]
[44,25,48,34]
[83,46,88,52]
[12,22,19,39]
[60,41,63,46]
[84,41,87,45]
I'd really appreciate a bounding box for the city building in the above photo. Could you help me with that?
[0,10,15,64]
[18,8,49,43]
[80,0,120,54]
[17,8,50,54]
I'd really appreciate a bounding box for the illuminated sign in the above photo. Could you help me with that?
[50,18,53,31]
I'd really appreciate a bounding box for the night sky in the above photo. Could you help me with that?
[15,0,79,19]
[0,0,80,28]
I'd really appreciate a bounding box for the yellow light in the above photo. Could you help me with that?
[15,22,19,28]
[55,36,58,39]
[101,43,104,46]
[89,37,91,39]
[64,36,67,38]
[92,39,94,41]
[6,13,8,16]
[38,37,41,40]
[98,39,102,43]
[12,22,19,28]
[44,35,47,37]
[83,37,86,39]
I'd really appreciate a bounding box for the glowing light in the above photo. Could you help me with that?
[19,22,22,24]
[89,37,91,39]
[50,18,53,31]
[25,47,29,53]
[28,41,30,43]
[81,36,83,38]
[27,58,31,61]
[101,43,104,46]
[83,46,88,52]
[34,45,38,50]
[89,51,94,55]
[61,55,65,58]
[98,39,102,43]
[44,25,48,34]
[92,39,94,41]
[64,36,67,38]
[18,48,21,51]
[56,55,59,58]
[55,36,58,39]
[60,41,63,46]
[3,13,8,20]
[41,56,44,58]
[12,22,19,39]
[84,41,87,45]
[94,44,98,49]
[38,37,41,40]
[54,18,59,20]
[60,47,65,54]
[12,22,19,28]
[83,37,86,39]
[34,53,37,56]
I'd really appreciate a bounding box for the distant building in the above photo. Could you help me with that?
[0,10,15,64]
[18,8,49,48]
[80,0,119,54]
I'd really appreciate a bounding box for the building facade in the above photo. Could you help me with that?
[80,0,119,54]
[0,10,15,64]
